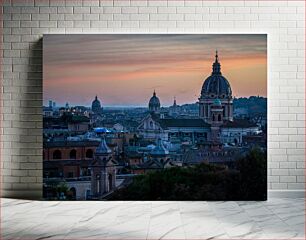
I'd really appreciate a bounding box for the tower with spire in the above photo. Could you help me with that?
[90,136,116,198]
[173,96,177,108]
[169,96,178,117]
[212,50,221,74]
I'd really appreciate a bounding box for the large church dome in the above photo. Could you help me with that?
[201,51,232,99]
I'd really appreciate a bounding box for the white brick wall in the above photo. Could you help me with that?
[0,0,305,199]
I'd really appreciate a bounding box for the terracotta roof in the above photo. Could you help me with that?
[44,141,100,148]
[158,118,210,128]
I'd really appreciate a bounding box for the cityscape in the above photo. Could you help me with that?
[43,34,267,200]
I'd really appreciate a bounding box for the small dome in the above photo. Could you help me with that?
[149,91,161,111]
[151,139,169,156]
[201,51,232,98]
[92,96,102,113]
[96,137,111,155]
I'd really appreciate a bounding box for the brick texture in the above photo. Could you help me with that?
[0,0,305,199]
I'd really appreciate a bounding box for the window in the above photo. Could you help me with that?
[81,167,91,176]
[212,114,215,121]
[86,190,91,200]
[108,174,113,191]
[150,121,153,128]
[218,115,222,121]
[96,174,101,194]
[70,149,77,159]
[68,172,74,178]
[86,149,93,159]
[70,187,76,199]
[53,150,62,160]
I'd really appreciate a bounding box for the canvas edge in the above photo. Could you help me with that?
[1,190,304,200]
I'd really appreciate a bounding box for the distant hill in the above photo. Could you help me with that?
[176,96,267,116]
[233,96,267,115]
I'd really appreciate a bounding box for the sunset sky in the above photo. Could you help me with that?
[43,34,267,107]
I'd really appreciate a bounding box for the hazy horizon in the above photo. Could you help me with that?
[44,95,267,109]
[43,34,267,107]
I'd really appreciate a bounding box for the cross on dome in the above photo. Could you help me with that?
[215,50,219,62]
[212,50,221,75]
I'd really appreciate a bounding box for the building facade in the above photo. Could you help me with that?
[43,138,117,200]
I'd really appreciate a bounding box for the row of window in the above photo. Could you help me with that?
[46,149,94,160]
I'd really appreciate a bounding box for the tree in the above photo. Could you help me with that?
[109,149,267,200]
[236,148,267,200]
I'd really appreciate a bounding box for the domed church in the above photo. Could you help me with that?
[199,51,233,122]
[138,51,259,148]
[148,90,161,113]
[92,95,102,114]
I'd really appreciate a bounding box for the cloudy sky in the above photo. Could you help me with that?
[43,34,267,107]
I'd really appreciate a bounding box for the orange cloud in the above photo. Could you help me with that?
[43,35,267,106]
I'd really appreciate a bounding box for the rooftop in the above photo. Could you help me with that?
[44,141,100,148]
[222,119,258,128]
[158,118,211,128]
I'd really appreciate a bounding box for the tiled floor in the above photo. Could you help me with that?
[1,198,304,239]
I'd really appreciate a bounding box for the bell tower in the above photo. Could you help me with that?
[91,137,116,198]
[209,99,223,144]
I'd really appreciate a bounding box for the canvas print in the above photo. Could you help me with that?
[43,34,267,200]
